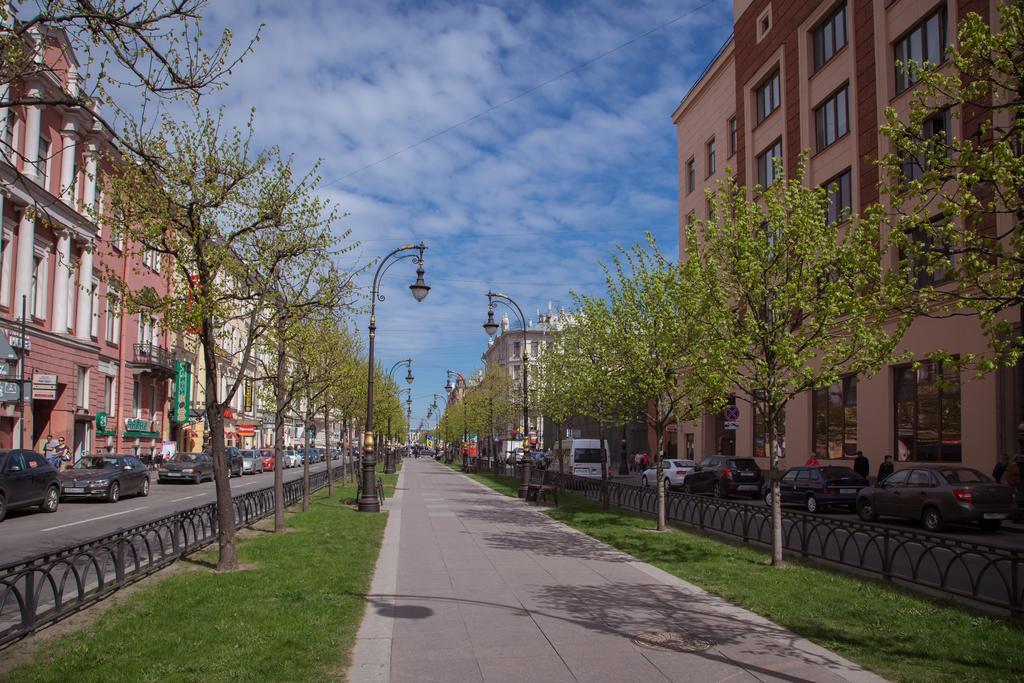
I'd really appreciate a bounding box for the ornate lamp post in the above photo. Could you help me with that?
[483,291,531,498]
[384,359,414,474]
[359,243,430,512]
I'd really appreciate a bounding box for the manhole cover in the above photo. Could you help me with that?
[631,630,714,653]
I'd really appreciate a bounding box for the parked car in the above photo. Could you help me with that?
[159,453,214,484]
[284,450,301,468]
[763,465,868,513]
[526,450,549,469]
[683,455,763,499]
[0,449,60,522]
[241,450,264,474]
[260,449,275,471]
[225,447,243,477]
[60,455,151,502]
[856,466,1016,532]
[641,459,697,490]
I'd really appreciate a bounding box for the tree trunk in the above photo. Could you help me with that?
[598,423,609,510]
[325,403,333,497]
[555,421,564,490]
[302,405,311,512]
[273,315,287,532]
[200,321,237,571]
[655,426,666,531]
[768,406,784,566]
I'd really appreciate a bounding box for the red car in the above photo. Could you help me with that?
[260,450,275,471]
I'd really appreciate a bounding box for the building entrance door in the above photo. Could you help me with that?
[73,420,89,460]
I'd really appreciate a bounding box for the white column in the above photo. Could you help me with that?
[51,229,71,333]
[83,141,98,219]
[59,125,78,206]
[13,209,34,313]
[22,87,41,178]
[75,240,93,339]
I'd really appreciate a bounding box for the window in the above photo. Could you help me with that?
[512,341,521,359]
[138,313,155,346]
[814,84,849,151]
[90,279,100,338]
[686,157,695,193]
[65,261,76,331]
[30,249,48,320]
[76,366,89,409]
[105,288,121,344]
[894,359,961,462]
[104,376,115,414]
[908,469,936,488]
[813,3,848,71]
[2,113,16,163]
[37,135,50,187]
[133,380,141,417]
[824,169,852,224]
[894,8,947,94]
[756,70,781,124]
[69,159,78,205]
[754,407,785,458]
[728,117,737,156]
[900,110,950,182]
[0,230,11,307]
[900,219,952,288]
[813,375,857,459]
[706,138,716,176]
[685,433,694,459]
[149,383,157,418]
[756,139,783,187]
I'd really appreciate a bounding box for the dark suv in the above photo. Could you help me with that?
[764,466,868,513]
[683,456,763,499]
[225,447,243,477]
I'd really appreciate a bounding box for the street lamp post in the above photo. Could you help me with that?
[359,243,430,513]
[385,359,414,474]
[483,291,531,498]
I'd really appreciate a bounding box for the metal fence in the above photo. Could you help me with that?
[0,466,349,646]
[530,470,1024,617]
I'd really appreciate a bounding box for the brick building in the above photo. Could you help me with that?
[672,0,1020,472]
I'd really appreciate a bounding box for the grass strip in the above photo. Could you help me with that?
[3,480,390,683]
[465,470,1024,683]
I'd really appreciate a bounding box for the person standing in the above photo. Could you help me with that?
[993,453,1010,483]
[805,453,821,467]
[877,455,894,484]
[54,436,71,471]
[43,434,60,469]
[853,450,870,479]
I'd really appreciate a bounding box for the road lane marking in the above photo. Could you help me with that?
[42,507,150,532]
[170,494,203,502]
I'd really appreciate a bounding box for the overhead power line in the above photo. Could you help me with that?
[322,0,719,187]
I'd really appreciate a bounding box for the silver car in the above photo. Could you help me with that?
[241,450,264,474]
[641,459,697,490]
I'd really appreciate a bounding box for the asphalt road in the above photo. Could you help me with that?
[609,471,1024,551]
[0,461,344,565]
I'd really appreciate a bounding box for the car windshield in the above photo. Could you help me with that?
[820,467,861,482]
[668,460,695,468]
[574,448,604,463]
[732,459,758,470]
[171,453,199,463]
[75,457,120,469]
[939,468,991,484]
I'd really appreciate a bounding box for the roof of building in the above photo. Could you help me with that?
[671,33,734,122]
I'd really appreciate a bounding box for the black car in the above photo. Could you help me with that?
[683,455,764,499]
[0,449,60,521]
[158,452,214,484]
[225,447,243,477]
[60,455,151,502]
[764,465,868,513]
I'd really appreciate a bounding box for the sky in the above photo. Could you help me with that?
[178,0,734,429]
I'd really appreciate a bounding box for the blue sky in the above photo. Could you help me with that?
[194,0,734,428]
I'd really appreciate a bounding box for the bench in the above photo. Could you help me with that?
[525,482,558,507]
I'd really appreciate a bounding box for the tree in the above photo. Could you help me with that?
[879,2,1023,372]
[688,157,912,564]
[533,335,576,482]
[105,109,341,570]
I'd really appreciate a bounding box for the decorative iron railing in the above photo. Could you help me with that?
[132,343,175,371]
[0,466,348,646]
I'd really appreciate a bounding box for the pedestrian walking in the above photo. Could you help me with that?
[805,453,821,467]
[633,451,642,473]
[853,450,870,479]
[641,452,650,470]
[993,453,1010,483]
[877,455,894,484]
[54,437,71,471]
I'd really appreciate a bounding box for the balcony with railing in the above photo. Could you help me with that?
[131,343,176,377]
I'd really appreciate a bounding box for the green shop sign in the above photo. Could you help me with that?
[173,360,191,423]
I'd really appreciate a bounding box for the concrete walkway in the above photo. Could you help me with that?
[348,459,885,683]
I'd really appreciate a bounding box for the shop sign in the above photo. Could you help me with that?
[0,380,23,402]
[173,360,191,423]
[243,379,254,413]
[8,335,30,351]
[32,373,58,400]
[0,333,17,361]
[238,424,255,437]
[125,417,152,432]
[96,411,109,430]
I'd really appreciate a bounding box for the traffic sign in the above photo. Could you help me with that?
[724,405,740,421]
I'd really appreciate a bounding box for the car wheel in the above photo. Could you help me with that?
[683,481,692,494]
[980,520,1002,532]
[641,476,648,487]
[763,490,773,507]
[41,485,59,513]
[713,481,725,499]
[107,481,120,503]
[857,499,878,522]
[922,507,944,532]
[805,494,818,513]
[194,474,202,485]
[141,478,150,497]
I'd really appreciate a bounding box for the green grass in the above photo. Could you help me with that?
[465,470,1024,683]
[3,482,390,683]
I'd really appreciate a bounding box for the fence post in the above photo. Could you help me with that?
[698,497,705,530]
[742,505,749,543]
[882,528,892,582]
[800,516,809,558]
[1011,550,1021,617]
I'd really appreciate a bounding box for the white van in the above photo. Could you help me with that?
[551,439,610,478]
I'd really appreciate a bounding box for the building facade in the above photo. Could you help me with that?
[673,0,1020,472]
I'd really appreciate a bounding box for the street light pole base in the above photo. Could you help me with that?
[357,497,381,512]
[517,484,529,499]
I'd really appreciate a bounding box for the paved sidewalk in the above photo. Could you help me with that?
[349,459,885,683]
